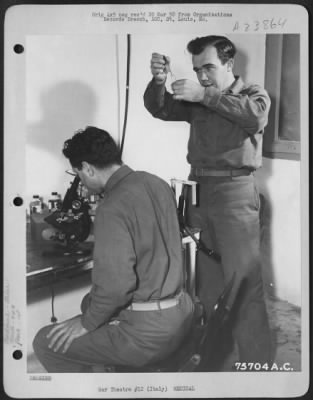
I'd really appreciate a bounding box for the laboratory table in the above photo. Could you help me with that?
[26,224,94,292]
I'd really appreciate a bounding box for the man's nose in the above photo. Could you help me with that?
[198,69,208,81]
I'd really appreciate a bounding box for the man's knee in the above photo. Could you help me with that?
[33,325,53,357]
[80,293,90,313]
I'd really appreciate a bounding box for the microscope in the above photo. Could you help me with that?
[42,174,92,254]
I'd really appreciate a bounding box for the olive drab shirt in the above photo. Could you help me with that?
[81,165,184,331]
[143,76,271,170]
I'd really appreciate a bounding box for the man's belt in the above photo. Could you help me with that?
[191,167,252,177]
[126,291,184,311]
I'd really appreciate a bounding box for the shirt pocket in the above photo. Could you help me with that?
[190,118,217,155]
[216,119,246,153]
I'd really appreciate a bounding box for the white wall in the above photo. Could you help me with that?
[26,35,120,203]
[26,33,302,319]
[256,158,301,305]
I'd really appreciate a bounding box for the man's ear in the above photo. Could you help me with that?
[227,58,234,72]
[81,161,94,176]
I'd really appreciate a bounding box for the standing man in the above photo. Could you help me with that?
[144,35,272,366]
[33,126,193,372]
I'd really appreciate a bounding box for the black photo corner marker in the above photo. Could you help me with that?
[13,44,24,54]
[12,350,23,360]
[13,196,23,206]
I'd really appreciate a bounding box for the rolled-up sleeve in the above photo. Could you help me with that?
[200,84,271,135]
[81,207,137,331]
[144,79,191,122]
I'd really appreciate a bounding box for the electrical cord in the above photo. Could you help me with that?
[119,34,131,157]
[50,272,57,323]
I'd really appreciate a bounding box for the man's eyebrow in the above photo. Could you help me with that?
[193,63,215,72]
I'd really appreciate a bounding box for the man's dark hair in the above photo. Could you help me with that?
[63,126,122,169]
[187,35,236,65]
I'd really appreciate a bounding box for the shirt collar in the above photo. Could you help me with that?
[225,76,244,94]
[100,164,134,196]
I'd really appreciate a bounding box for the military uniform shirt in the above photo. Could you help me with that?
[81,165,183,331]
[144,76,271,170]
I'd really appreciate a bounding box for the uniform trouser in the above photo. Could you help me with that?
[186,173,272,364]
[32,291,194,373]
